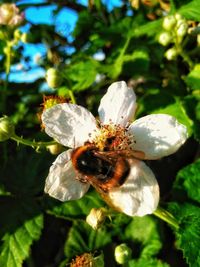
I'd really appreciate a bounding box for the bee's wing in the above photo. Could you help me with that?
[97,149,145,160]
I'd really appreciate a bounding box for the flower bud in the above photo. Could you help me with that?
[114,243,132,264]
[176,20,188,37]
[47,143,63,155]
[158,32,172,46]
[162,15,176,31]
[46,68,62,88]
[86,208,106,230]
[165,47,178,60]
[175,13,183,22]
[0,116,15,141]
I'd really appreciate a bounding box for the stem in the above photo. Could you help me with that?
[153,206,179,230]
[11,134,57,149]
[2,44,11,113]
[174,35,194,70]
[69,90,76,104]
[179,49,194,69]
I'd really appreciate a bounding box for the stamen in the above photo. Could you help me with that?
[93,123,134,151]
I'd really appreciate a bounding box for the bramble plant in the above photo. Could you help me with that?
[0,1,200,267]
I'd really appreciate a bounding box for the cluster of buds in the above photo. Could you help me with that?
[158,13,188,60]
[0,3,24,26]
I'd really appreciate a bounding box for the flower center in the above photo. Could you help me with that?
[93,123,133,151]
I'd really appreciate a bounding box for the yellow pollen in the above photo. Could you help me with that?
[70,253,93,267]
[41,95,69,110]
[93,123,132,151]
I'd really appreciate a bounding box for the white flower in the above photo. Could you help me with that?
[42,81,188,217]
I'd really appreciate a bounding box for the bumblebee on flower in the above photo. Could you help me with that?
[41,81,187,217]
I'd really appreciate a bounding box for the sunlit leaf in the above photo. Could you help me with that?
[46,190,105,220]
[178,0,200,20]
[173,159,200,203]
[128,258,169,267]
[125,216,162,258]
[64,220,111,261]
[169,203,200,267]
[0,197,43,267]
[64,59,98,91]
[184,64,200,90]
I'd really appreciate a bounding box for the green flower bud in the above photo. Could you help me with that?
[162,15,176,31]
[47,143,63,155]
[175,13,183,21]
[0,116,15,141]
[165,47,178,60]
[46,68,62,88]
[158,32,172,46]
[176,20,188,37]
[114,243,132,264]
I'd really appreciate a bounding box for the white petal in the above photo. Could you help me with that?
[45,150,90,201]
[98,81,137,126]
[128,114,188,160]
[42,103,98,148]
[106,159,159,216]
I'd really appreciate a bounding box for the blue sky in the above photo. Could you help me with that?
[9,0,122,83]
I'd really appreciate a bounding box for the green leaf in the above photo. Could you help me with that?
[132,19,162,38]
[64,59,98,91]
[124,216,162,258]
[47,190,105,221]
[184,64,200,90]
[0,197,43,267]
[182,95,200,142]
[173,159,200,203]
[64,220,111,261]
[178,0,200,21]
[128,258,169,267]
[124,48,150,74]
[1,147,52,196]
[169,203,200,267]
[137,90,193,136]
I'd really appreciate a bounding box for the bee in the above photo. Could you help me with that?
[71,142,145,193]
